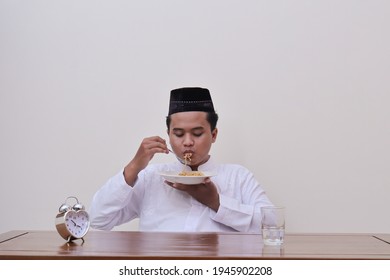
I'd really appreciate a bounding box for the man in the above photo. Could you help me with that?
[90,87,273,232]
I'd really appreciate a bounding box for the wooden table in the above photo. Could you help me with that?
[1,230,390,260]
[374,234,390,244]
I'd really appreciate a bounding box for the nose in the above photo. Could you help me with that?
[183,133,194,147]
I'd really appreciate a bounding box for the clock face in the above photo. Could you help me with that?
[64,210,90,238]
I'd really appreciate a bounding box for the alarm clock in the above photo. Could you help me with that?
[55,196,90,242]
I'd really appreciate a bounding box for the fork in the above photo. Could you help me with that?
[168,148,185,164]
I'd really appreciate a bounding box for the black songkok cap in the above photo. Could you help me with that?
[168,87,215,115]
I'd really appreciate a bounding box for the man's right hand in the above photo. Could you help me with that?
[123,136,169,186]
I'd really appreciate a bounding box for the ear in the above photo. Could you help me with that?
[167,129,172,147]
[211,128,218,143]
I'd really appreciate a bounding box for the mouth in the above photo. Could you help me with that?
[183,151,194,157]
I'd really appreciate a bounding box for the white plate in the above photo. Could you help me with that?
[160,171,216,185]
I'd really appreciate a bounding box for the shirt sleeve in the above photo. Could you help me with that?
[209,166,274,233]
[89,170,141,230]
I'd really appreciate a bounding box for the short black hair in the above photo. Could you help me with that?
[166,112,219,131]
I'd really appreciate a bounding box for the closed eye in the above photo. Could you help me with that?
[171,128,184,137]
[193,132,203,137]
[192,128,205,137]
[171,127,205,137]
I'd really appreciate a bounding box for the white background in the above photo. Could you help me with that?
[0,0,389,234]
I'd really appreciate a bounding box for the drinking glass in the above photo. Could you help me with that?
[261,206,285,245]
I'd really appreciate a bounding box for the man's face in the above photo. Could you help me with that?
[168,111,217,168]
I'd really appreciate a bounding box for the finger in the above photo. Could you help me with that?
[170,182,189,191]
[145,137,168,153]
[203,178,211,184]
[164,180,174,187]
[147,146,169,155]
[164,181,189,189]
[146,136,167,145]
[141,140,168,155]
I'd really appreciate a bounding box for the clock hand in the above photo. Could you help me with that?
[71,220,76,226]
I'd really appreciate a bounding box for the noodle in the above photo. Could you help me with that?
[178,171,204,176]
[183,153,192,166]
[178,153,204,176]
